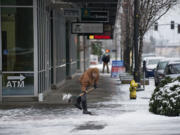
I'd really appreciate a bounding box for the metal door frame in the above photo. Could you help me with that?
[33,0,38,96]
[0,3,36,98]
[0,8,2,102]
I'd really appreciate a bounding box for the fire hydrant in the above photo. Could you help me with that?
[129,80,138,99]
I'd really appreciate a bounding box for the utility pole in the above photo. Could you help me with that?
[133,0,140,82]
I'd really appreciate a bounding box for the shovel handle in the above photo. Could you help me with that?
[79,87,94,96]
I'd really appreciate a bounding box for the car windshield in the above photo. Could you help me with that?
[168,64,180,74]
[158,62,168,70]
[148,59,160,65]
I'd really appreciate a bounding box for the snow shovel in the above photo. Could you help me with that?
[62,87,95,104]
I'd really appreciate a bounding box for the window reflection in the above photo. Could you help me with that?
[1,8,34,71]
[0,0,33,5]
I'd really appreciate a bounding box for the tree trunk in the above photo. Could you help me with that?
[130,31,134,73]
[131,37,134,73]
[124,39,131,73]
[123,41,130,72]
[124,7,131,73]
[136,34,144,82]
[133,0,140,82]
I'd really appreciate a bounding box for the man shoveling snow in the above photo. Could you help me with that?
[74,68,99,114]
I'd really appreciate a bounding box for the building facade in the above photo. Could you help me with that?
[0,0,89,102]
[144,4,180,57]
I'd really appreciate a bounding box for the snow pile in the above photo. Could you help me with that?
[149,77,180,116]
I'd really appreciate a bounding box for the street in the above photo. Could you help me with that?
[0,69,180,135]
[0,0,180,135]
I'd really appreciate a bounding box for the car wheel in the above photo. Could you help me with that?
[155,80,158,86]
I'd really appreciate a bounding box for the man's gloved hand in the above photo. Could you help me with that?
[83,91,87,94]
[94,83,97,89]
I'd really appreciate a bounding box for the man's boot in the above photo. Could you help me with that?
[74,96,82,110]
[81,94,91,115]
[82,101,91,114]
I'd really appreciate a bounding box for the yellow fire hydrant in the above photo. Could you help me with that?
[129,80,138,99]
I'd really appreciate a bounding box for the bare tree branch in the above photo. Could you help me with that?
[138,0,177,36]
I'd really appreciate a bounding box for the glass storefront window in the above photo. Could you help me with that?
[1,7,34,95]
[2,73,34,95]
[0,0,33,6]
[1,8,34,71]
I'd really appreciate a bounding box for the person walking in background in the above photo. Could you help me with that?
[102,51,110,73]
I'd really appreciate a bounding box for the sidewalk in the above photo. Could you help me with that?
[0,65,116,108]
[44,72,117,104]
[0,65,180,135]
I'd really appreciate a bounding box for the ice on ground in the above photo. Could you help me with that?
[0,78,180,135]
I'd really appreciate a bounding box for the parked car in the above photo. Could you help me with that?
[154,60,169,86]
[164,62,180,79]
[143,57,164,78]
[154,58,180,86]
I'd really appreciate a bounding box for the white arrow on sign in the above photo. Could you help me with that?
[7,74,26,81]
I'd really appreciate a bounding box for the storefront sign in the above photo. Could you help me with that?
[111,61,125,78]
[88,35,111,39]
[71,23,103,34]
[6,75,26,88]
[2,73,34,96]
[63,8,80,18]
[81,8,109,22]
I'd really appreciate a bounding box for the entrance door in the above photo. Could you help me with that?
[0,7,34,97]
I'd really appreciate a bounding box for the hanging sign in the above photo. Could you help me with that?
[71,23,103,34]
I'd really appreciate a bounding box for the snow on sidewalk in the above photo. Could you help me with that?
[0,66,180,135]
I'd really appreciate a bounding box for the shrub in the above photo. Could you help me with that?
[149,77,180,116]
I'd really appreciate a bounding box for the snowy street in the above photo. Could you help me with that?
[0,69,180,135]
[1,0,180,134]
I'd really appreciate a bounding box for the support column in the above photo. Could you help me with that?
[83,36,86,72]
